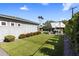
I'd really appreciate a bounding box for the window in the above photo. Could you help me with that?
[11,23,14,26]
[18,24,20,26]
[1,22,6,25]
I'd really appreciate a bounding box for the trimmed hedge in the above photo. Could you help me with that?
[18,34,26,39]
[4,35,15,42]
[43,31,49,34]
[19,31,41,39]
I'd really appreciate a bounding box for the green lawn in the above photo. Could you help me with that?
[0,34,64,56]
[34,35,64,56]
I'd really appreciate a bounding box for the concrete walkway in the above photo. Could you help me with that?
[64,35,75,56]
[0,48,9,56]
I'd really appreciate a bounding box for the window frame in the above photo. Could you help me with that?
[10,22,15,26]
[17,23,21,27]
[1,21,7,26]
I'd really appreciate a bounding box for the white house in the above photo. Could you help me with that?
[0,14,39,42]
[50,21,65,35]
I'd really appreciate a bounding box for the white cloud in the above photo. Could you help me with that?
[20,5,29,11]
[41,3,49,6]
[62,3,73,11]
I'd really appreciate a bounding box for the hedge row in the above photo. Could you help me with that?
[4,31,41,42]
[18,31,41,39]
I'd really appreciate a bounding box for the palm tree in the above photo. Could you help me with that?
[38,16,44,20]
[38,16,44,25]
[37,16,44,31]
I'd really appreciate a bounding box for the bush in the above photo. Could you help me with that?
[32,32,36,35]
[31,32,36,36]
[18,31,41,39]
[43,31,48,34]
[18,34,26,39]
[26,33,31,37]
[35,31,41,35]
[4,35,15,42]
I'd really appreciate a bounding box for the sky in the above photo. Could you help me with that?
[0,3,79,23]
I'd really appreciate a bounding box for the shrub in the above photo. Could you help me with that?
[43,31,48,34]
[26,33,31,37]
[4,35,15,42]
[32,32,37,35]
[30,32,34,36]
[35,31,41,35]
[18,31,41,39]
[18,34,26,39]
[32,32,36,35]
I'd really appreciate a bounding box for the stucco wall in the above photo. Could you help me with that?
[0,17,38,42]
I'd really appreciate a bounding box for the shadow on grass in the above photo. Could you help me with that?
[39,35,64,56]
[46,40,57,45]
[46,38,59,45]
[40,47,54,56]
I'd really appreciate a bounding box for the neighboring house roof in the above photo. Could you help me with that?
[51,21,65,28]
[0,14,39,25]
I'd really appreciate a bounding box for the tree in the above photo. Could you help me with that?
[38,16,44,25]
[62,20,68,25]
[64,12,79,55]
[42,21,54,31]
[38,16,44,19]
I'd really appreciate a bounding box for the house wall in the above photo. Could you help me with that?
[0,17,38,42]
[53,28,64,35]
